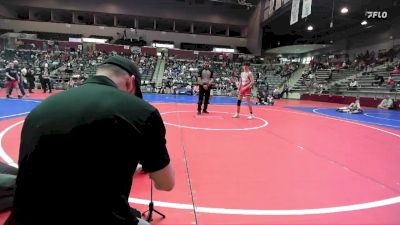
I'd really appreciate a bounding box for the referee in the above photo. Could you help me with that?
[197,61,214,114]
[6,55,175,225]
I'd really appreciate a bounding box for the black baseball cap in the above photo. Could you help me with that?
[102,55,143,98]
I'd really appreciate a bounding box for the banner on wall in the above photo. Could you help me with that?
[290,0,300,25]
[269,0,275,16]
[264,8,269,21]
[83,42,96,52]
[302,0,312,18]
[130,46,141,53]
[275,0,282,10]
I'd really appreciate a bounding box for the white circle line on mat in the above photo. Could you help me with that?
[363,113,400,122]
[160,111,268,131]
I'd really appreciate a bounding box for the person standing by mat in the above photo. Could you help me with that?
[5,62,23,99]
[197,61,214,115]
[232,62,254,120]
[40,63,52,93]
[5,55,175,225]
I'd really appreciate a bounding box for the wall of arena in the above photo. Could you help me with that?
[0,4,16,18]
[246,1,263,56]
[1,0,250,26]
[301,94,400,108]
[0,19,248,48]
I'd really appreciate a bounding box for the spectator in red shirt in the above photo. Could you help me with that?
[391,66,400,75]
[387,75,396,91]
[387,75,395,86]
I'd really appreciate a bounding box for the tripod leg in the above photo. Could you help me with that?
[153,209,166,218]
[142,180,166,221]
[146,209,153,222]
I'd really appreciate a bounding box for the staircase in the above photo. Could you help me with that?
[151,58,166,87]
[281,65,306,90]
[278,65,306,99]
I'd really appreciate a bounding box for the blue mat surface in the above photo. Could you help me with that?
[286,106,400,130]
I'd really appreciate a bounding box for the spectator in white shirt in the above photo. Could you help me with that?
[378,96,393,109]
[348,79,358,90]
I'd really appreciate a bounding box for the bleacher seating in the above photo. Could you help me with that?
[291,68,360,94]
[157,58,288,96]
[336,68,400,97]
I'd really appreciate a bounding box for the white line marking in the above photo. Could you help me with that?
[2,99,42,103]
[364,113,400,122]
[297,145,304,149]
[0,112,30,119]
[161,111,269,131]
[0,120,24,167]
[128,196,400,215]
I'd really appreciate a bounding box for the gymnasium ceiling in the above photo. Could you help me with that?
[263,0,400,48]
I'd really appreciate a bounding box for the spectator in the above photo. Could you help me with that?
[281,83,289,98]
[327,69,333,81]
[25,67,35,94]
[390,66,400,75]
[348,79,358,90]
[319,83,328,94]
[371,74,385,87]
[5,62,23,99]
[365,65,372,75]
[378,96,394,109]
[342,61,348,69]
[387,75,396,91]
[40,63,52,93]
[17,62,27,97]
[273,88,280,99]
[266,95,274,106]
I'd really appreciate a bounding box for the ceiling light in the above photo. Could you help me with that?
[307,25,314,31]
[340,7,349,14]
[361,20,368,26]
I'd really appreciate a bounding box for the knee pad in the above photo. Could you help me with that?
[237,100,242,106]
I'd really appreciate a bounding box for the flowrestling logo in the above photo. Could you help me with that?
[365,11,388,19]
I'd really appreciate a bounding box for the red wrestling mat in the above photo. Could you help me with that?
[1,102,400,225]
